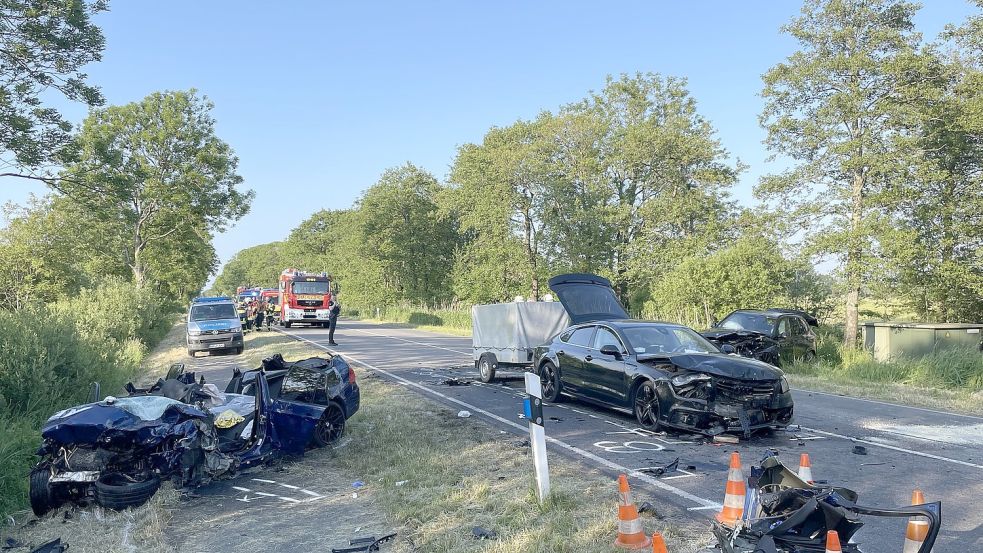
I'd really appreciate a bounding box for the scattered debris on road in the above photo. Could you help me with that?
[28,538,67,553]
[457,410,471,418]
[330,532,397,553]
[640,457,679,477]
[852,445,868,455]
[713,435,740,444]
[471,526,498,540]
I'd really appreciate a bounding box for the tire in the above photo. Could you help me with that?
[234,346,243,355]
[94,473,160,511]
[477,354,497,383]
[539,361,563,403]
[29,468,58,516]
[284,322,292,328]
[187,349,196,358]
[633,380,662,431]
[312,402,346,447]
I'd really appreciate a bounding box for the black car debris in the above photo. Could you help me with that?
[701,309,817,366]
[710,455,940,553]
[29,354,359,515]
[533,274,794,436]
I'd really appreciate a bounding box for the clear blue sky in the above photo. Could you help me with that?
[2,1,977,276]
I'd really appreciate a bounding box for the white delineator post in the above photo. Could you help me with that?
[524,371,551,503]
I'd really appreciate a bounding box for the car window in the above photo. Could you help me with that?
[559,330,573,343]
[568,326,595,347]
[793,317,809,336]
[621,325,717,354]
[592,327,623,351]
[190,303,237,321]
[718,312,776,334]
[777,317,789,336]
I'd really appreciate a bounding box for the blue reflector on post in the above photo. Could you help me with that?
[523,398,532,420]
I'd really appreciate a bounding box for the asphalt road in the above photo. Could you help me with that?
[188,319,981,552]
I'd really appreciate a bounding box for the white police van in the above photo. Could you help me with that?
[187,296,244,357]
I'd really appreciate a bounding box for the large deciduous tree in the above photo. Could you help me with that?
[0,0,106,179]
[60,90,253,288]
[758,0,937,347]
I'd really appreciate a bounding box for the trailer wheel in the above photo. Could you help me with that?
[284,321,292,328]
[477,353,497,383]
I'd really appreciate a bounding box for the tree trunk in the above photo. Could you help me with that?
[843,171,864,349]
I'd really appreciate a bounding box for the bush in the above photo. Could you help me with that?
[349,303,472,332]
[0,280,173,518]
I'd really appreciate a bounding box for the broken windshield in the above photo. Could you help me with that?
[622,325,718,354]
[718,312,775,334]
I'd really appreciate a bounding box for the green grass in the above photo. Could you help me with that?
[347,303,472,335]
[783,325,983,413]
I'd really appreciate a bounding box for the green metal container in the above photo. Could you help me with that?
[861,322,983,361]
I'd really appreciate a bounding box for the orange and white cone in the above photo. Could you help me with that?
[798,452,814,483]
[614,474,651,550]
[903,490,930,553]
[715,451,746,526]
[651,532,668,553]
[825,530,842,553]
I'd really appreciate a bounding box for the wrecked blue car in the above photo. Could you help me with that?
[30,354,359,515]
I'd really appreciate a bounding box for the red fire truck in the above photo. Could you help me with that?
[278,269,333,328]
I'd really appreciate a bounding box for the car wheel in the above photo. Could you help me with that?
[478,354,497,383]
[284,322,292,328]
[94,473,160,511]
[312,402,346,447]
[539,361,563,403]
[633,380,662,431]
[235,346,243,355]
[187,349,196,358]
[29,468,58,516]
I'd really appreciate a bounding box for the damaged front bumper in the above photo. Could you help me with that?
[654,379,793,436]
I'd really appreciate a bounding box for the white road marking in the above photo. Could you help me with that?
[254,492,278,497]
[232,486,251,492]
[276,328,722,511]
[800,426,983,470]
[252,478,276,484]
[687,505,719,511]
[299,489,324,498]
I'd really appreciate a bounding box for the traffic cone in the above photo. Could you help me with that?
[825,530,842,553]
[715,452,745,526]
[798,452,814,483]
[903,490,930,553]
[614,474,651,550]
[651,532,668,553]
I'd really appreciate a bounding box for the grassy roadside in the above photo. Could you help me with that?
[4,324,709,553]
[347,304,472,336]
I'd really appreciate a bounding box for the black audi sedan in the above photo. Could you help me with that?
[535,274,794,436]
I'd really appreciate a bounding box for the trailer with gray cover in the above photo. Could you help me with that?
[472,301,570,382]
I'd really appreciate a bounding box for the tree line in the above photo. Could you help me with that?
[215,1,983,345]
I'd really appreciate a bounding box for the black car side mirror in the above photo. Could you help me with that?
[599,344,622,359]
[720,344,736,354]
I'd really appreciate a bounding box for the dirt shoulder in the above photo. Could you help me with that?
[2,325,707,553]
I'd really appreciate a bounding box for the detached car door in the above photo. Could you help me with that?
[582,325,630,405]
[557,325,596,395]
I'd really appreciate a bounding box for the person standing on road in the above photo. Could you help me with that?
[254,298,266,331]
[327,298,341,346]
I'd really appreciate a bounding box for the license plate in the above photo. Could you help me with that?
[209,343,226,348]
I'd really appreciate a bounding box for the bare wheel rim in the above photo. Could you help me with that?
[479,359,491,378]
[317,404,346,444]
[635,384,659,426]
[541,365,556,398]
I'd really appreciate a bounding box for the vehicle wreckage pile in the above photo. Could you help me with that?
[703,454,940,553]
[29,354,360,515]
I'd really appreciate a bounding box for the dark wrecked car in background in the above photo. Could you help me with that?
[29,354,359,516]
[710,454,940,553]
[533,274,793,436]
[701,309,817,367]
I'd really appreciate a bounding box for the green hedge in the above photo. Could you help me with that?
[0,279,172,518]
[347,303,471,333]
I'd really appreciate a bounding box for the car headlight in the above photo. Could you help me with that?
[188,329,202,336]
[779,377,790,393]
[671,373,711,387]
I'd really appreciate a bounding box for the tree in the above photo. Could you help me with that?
[447,117,552,302]
[60,90,253,288]
[355,164,458,306]
[758,0,937,347]
[0,0,106,180]
[557,74,741,308]
[210,241,287,296]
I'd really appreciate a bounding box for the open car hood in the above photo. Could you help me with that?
[547,273,629,324]
[637,352,784,381]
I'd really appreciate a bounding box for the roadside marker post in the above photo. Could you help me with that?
[523,372,551,503]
